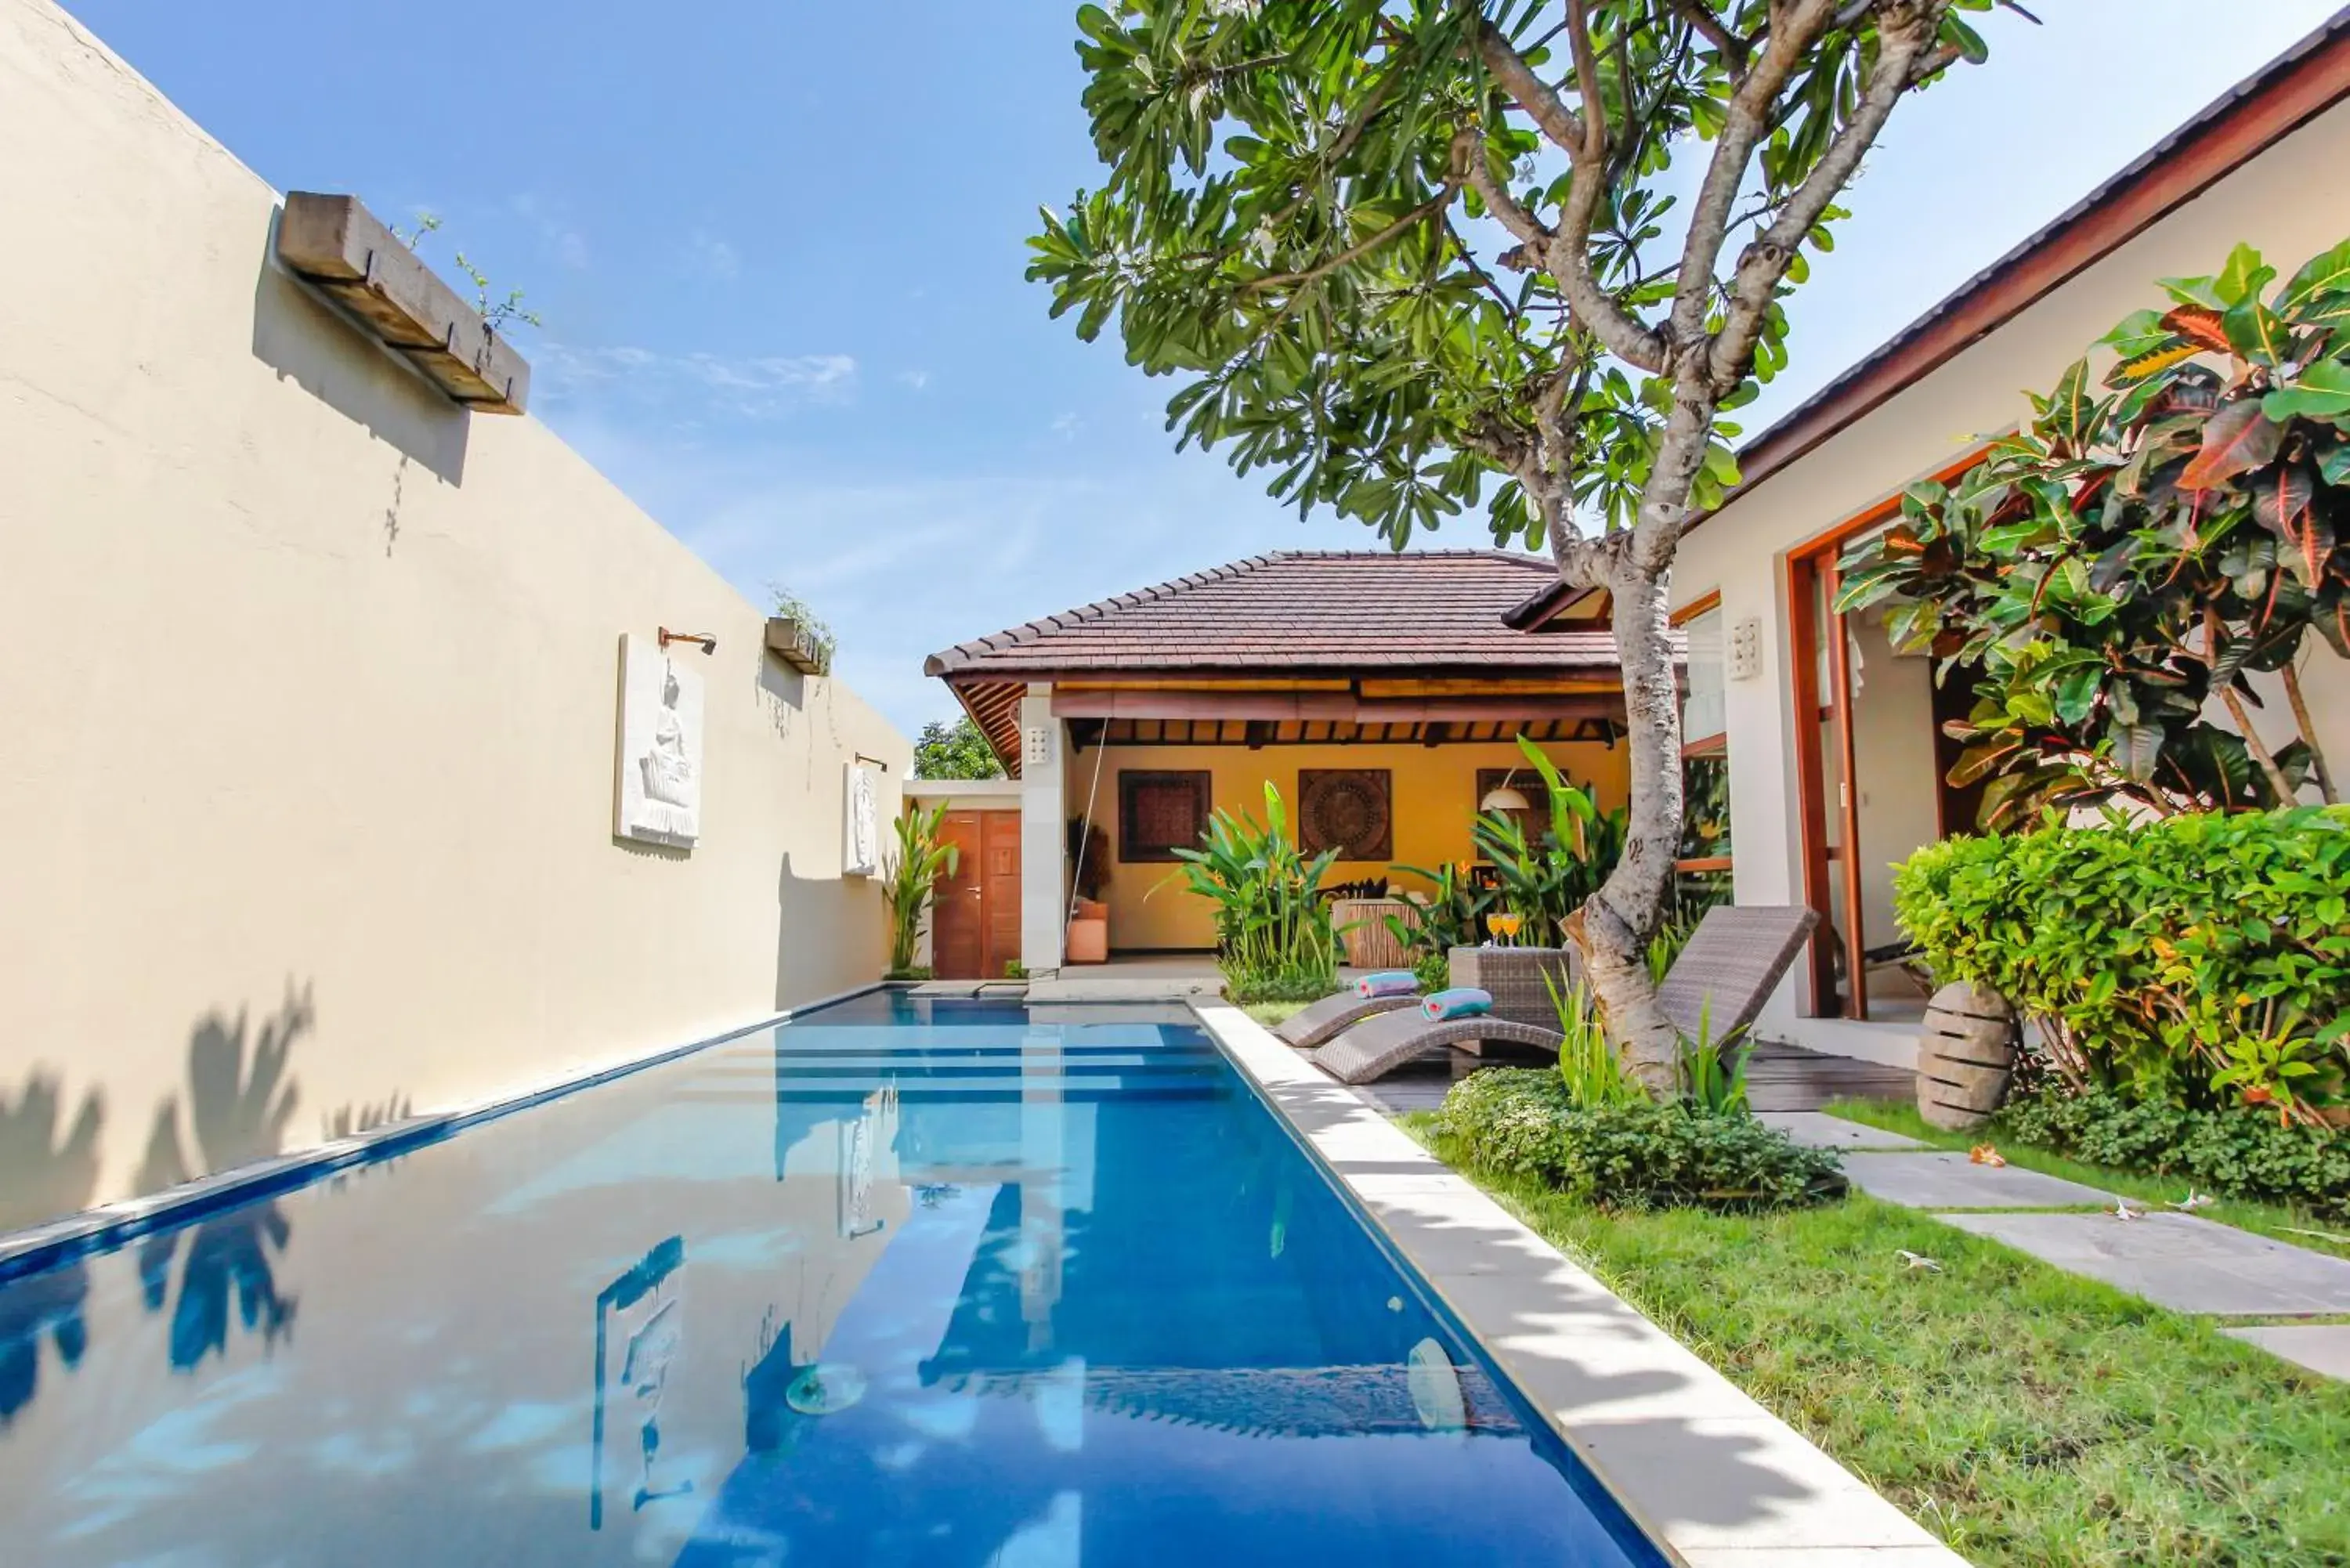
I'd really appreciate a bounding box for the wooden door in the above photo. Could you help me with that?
[931,811,1021,979]
[981,813,1022,978]
[933,813,985,979]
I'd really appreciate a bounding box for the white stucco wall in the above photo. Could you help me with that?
[1672,93,2350,1039]
[0,0,909,1212]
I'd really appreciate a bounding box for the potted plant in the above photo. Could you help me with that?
[765,584,837,675]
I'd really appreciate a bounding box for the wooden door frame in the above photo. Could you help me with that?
[1784,554,1843,1017]
[1783,451,1989,1020]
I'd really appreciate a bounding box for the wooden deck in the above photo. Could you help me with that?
[1350,1038,1914,1118]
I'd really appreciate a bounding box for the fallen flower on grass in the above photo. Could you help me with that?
[2110,1201,2144,1222]
[2171,1190,2215,1212]
[1968,1144,2007,1167]
[1895,1249,1943,1273]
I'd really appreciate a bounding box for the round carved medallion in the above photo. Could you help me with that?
[1300,770,1391,859]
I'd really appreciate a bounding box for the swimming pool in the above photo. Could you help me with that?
[0,993,1662,1566]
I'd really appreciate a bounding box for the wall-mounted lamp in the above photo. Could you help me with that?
[658,627,718,656]
[853,753,891,774]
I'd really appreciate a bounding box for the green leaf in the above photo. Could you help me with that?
[2222,298,2289,366]
[2278,237,2350,316]
[2214,242,2276,309]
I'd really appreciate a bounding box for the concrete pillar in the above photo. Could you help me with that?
[1018,684,1066,974]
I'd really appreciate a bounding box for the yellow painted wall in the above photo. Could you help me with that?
[1070,740,1630,950]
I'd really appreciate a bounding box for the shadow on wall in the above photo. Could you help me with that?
[0,1075,105,1425]
[757,656,808,742]
[248,209,471,490]
[777,851,884,1010]
[324,1093,414,1142]
[132,980,315,1371]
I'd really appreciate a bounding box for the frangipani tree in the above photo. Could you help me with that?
[1029,0,2015,1087]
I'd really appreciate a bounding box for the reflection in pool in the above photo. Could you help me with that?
[0,994,1661,1566]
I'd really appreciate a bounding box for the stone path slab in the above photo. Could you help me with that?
[1759,1112,1929,1151]
[1942,1212,2350,1317]
[1839,1151,2117,1209]
[2225,1324,2350,1380]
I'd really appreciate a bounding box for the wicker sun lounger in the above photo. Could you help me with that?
[1307,1007,1563,1085]
[1274,989,1422,1050]
[1656,905,1820,1045]
[1308,907,1818,1086]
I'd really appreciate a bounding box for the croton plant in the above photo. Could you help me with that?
[1840,238,2350,824]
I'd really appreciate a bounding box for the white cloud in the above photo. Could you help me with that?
[512,193,589,270]
[685,229,741,280]
[536,344,859,422]
[896,370,932,392]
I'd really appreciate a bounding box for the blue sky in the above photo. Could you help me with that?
[63,0,2342,734]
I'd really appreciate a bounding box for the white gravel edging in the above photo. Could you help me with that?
[1192,1000,1968,1568]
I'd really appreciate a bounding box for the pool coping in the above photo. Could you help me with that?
[0,982,884,1281]
[1190,1000,1970,1568]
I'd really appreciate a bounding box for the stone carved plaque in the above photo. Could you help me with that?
[616,633,705,848]
[1299,769,1392,861]
[843,762,881,877]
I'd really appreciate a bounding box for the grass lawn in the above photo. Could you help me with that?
[1242,999,1311,1029]
[1825,1097,2350,1263]
[1403,1115,2350,1567]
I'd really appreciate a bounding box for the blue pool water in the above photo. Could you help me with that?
[0,995,1661,1566]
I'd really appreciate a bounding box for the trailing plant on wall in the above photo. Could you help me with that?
[1163,783,1341,1003]
[1471,737,1625,947]
[768,583,839,674]
[1839,238,2350,823]
[883,804,960,978]
[1894,806,2350,1120]
[389,212,542,334]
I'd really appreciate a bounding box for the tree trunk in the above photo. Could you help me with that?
[1572,556,1687,1094]
[2283,661,2340,805]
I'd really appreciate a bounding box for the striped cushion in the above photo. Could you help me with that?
[1420,988,1493,1022]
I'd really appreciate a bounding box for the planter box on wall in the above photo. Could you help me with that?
[765,617,829,674]
[275,193,532,415]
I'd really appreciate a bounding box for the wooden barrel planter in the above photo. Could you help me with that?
[1915,982,2019,1130]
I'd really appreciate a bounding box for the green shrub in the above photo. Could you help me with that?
[1999,1087,2350,1218]
[1896,807,2350,1113]
[1163,782,1340,1000]
[1433,1070,1845,1211]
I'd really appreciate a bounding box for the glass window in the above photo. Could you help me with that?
[1682,605,1726,746]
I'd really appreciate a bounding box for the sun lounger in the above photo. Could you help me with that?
[1307,906,1819,1086]
[1274,989,1422,1050]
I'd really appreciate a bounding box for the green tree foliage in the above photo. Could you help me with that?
[1029,0,2010,1086]
[913,716,1006,780]
[1841,239,2350,821]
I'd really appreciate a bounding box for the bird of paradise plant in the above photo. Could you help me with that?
[883,804,960,977]
[1162,782,1342,1003]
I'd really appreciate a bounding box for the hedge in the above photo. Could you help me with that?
[1431,1069,1846,1211]
[1999,1087,2350,1218]
[1895,807,2350,1114]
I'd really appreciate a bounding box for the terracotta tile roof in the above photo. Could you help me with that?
[924,551,1613,677]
